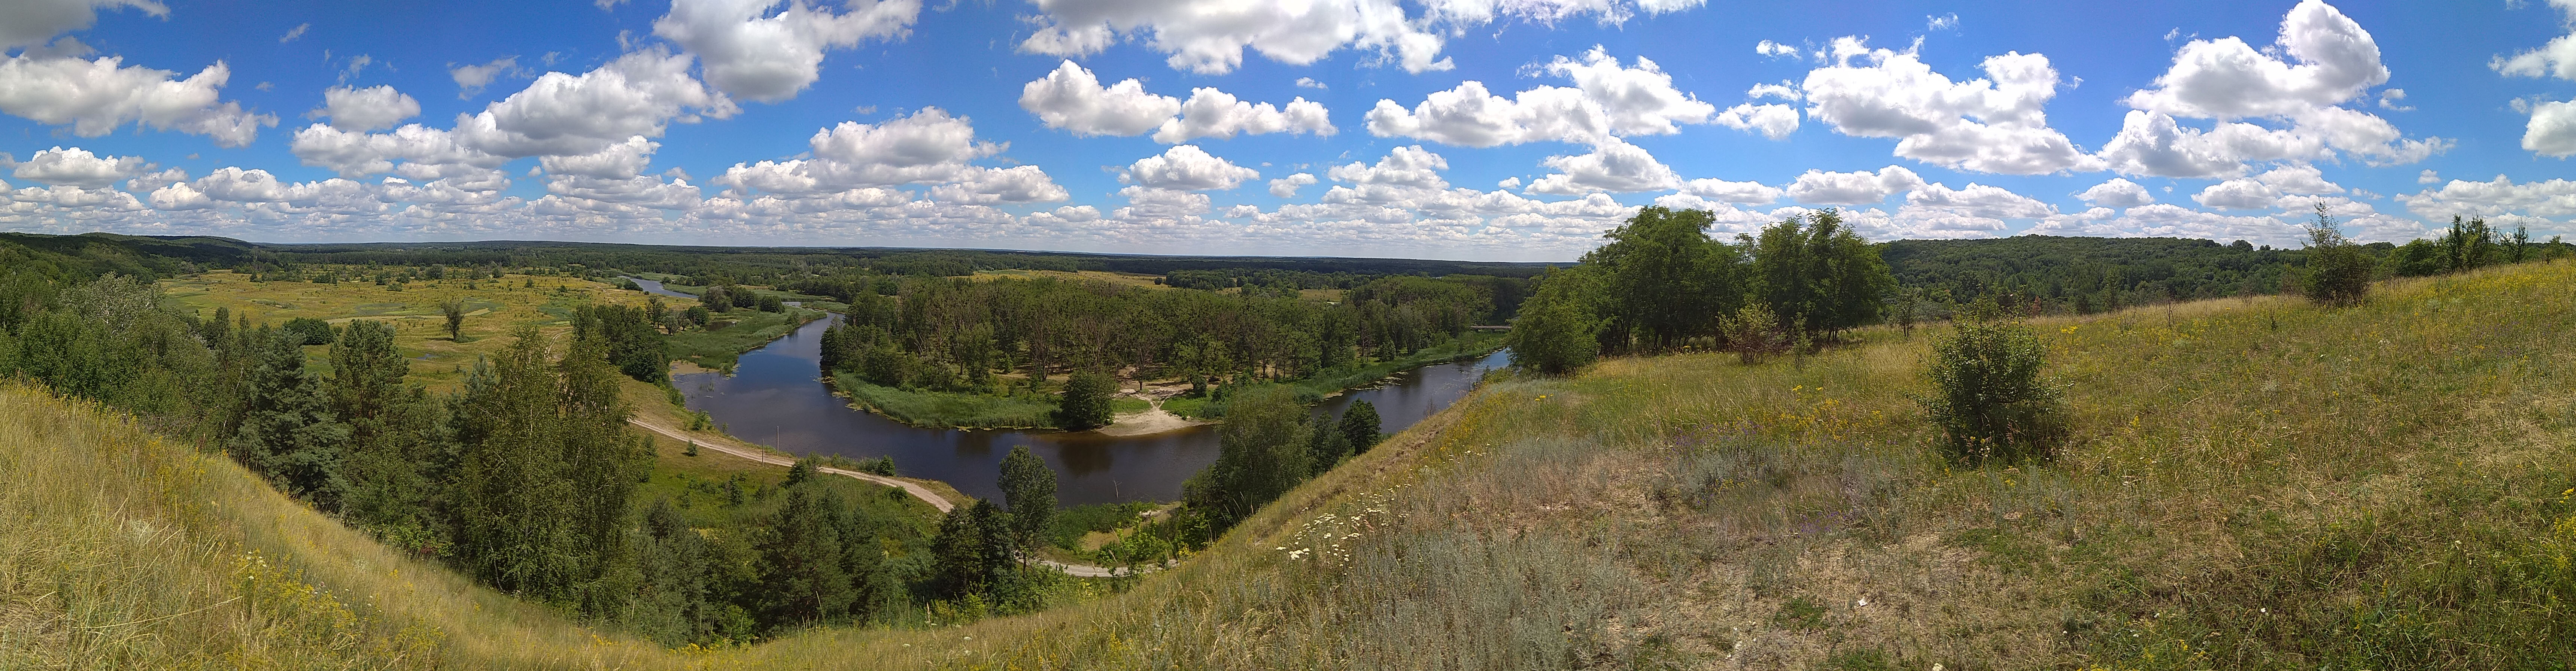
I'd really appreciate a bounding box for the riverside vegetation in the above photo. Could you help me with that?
[5,218,2575,667]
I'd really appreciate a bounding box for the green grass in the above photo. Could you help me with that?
[829,373,1059,428]
[1109,397,1150,415]
[666,307,823,372]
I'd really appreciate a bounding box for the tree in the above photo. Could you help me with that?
[330,320,439,531]
[1307,413,1351,476]
[440,299,468,341]
[930,504,987,598]
[1188,385,1312,531]
[1721,302,1783,364]
[996,446,1056,549]
[1052,370,1116,429]
[1751,209,1893,340]
[2301,203,2373,307]
[228,328,352,508]
[1338,400,1381,454]
[754,486,853,627]
[1916,318,2068,463]
[1504,269,1601,374]
[1579,206,1740,352]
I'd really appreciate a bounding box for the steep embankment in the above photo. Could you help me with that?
[10,261,2573,669]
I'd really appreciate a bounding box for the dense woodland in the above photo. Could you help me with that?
[811,273,1503,404]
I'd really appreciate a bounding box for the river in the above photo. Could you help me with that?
[636,276,1509,505]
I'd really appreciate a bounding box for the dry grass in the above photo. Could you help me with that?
[14,260,2574,669]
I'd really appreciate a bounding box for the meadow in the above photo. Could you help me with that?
[7,259,2570,668]
[159,270,650,391]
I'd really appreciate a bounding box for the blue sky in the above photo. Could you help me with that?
[3,0,2575,261]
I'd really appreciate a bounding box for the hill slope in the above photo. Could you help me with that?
[8,261,2575,668]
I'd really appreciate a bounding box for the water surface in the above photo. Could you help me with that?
[672,316,1507,505]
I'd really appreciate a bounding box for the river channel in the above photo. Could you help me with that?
[628,277,1509,506]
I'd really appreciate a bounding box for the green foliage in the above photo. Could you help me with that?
[2301,204,2375,307]
[1584,206,1743,352]
[281,317,336,345]
[1749,209,1893,339]
[1916,318,2068,463]
[575,303,668,383]
[1720,302,1784,364]
[1307,412,1352,476]
[830,373,1057,428]
[1882,234,2305,314]
[1504,269,1601,374]
[438,298,467,341]
[1052,371,1117,430]
[1338,399,1381,454]
[997,446,1057,548]
[446,326,649,602]
[1185,385,1312,532]
[228,329,353,507]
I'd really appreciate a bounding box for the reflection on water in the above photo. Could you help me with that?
[674,314,1509,505]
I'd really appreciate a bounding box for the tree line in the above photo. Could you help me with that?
[811,273,1499,403]
[1507,207,1898,373]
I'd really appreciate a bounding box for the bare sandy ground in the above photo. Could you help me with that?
[1093,391,1213,437]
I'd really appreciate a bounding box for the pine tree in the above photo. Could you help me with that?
[228,328,352,509]
[330,320,438,529]
[754,486,853,627]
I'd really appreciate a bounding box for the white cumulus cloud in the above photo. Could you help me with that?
[2102,0,2443,176]
[318,85,420,132]
[1366,47,1711,147]
[1123,144,1257,191]
[651,0,918,103]
[0,54,276,147]
[1525,137,1678,194]
[1019,60,1181,137]
[1799,38,2099,174]
[1269,172,1318,198]
[11,146,146,188]
[1786,165,1924,205]
[0,0,164,51]
[2076,177,2154,207]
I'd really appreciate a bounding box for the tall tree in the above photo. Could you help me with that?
[330,320,441,529]
[754,486,854,627]
[1339,400,1382,454]
[1504,268,1602,374]
[1579,207,1740,352]
[1307,412,1351,476]
[228,328,351,509]
[1189,385,1312,530]
[996,446,1057,549]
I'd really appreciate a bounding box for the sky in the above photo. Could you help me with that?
[3,0,2576,261]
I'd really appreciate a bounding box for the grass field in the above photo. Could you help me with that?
[22,260,2573,668]
[161,270,650,391]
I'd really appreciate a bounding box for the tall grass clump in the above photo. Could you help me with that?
[1916,317,2068,462]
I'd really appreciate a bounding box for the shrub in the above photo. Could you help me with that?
[1916,318,2068,463]
[1720,303,1782,364]
[2301,203,2373,307]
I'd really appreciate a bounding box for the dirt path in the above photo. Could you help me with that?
[624,417,1146,578]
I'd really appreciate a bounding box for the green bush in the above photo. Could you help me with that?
[1052,371,1115,430]
[1916,318,2068,463]
[2300,203,2374,307]
[1504,270,1599,374]
[281,317,335,345]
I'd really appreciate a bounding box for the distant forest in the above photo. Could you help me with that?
[10,226,2572,322]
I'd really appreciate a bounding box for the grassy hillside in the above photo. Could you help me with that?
[10,260,2572,668]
